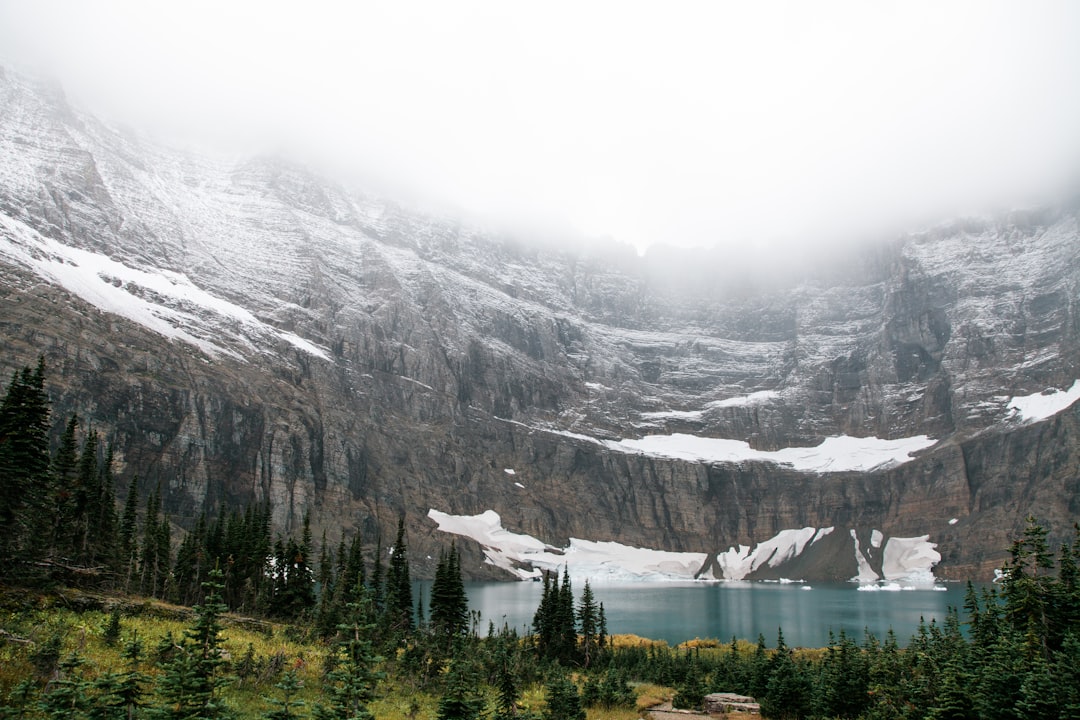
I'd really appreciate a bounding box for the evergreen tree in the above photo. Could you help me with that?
[436,657,483,720]
[814,629,869,719]
[929,656,977,720]
[383,515,414,638]
[1015,654,1061,720]
[38,652,89,720]
[48,414,80,559]
[139,484,163,596]
[760,630,811,720]
[92,443,119,572]
[314,589,385,720]
[542,673,585,720]
[492,645,521,720]
[1002,517,1056,658]
[118,475,140,591]
[672,654,707,710]
[577,581,600,668]
[596,666,634,709]
[91,632,149,720]
[103,606,123,647]
[263,670,306,720]
[73,428,101,565]
[430,543,468,641]
[370,536,384,612]
[554,567,577,664]
[0,360,51,570]
[153,567,232,719]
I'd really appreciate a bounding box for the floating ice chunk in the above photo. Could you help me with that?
[870,529,883,548]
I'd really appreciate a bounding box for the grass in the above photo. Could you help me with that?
[0,587,672,718]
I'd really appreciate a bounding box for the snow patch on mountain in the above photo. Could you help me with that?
[428,509,710,582]
[0,211,329,360]
[851,530,879,583]
[709,390,780,409]
[606,433,937,473]
[882,535,940,583]
[1007,381,1080,423]
[717,527,833,581]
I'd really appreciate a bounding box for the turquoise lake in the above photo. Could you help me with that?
[414,580,983,647]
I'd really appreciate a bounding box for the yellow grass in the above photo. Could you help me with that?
[633,681,674,711]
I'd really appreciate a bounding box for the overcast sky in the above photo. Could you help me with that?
[1,1,1079,254]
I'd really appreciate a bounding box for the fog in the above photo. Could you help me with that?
[1,1,1079,257]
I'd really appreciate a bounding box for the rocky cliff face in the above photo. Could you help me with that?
[1,68,1078,581]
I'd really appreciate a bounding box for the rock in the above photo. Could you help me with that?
[704,693,761,714]
[1,66,1079,580]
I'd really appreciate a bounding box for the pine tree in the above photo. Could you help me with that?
[370,536,384,612]
[1015,653,1061,719]
[555,567,577,664]
[577,581,600,668]
[760,629,811,720]
[436,657,482,720]
[492,645,521,720]
[93,443,119,572]
[1002,517,1056,658]
[0,360,51,571]
[672,654,707,710]
[73,428,101,565]
[542,673,585,720]
[38,652,89,720]
[430,543,468,641]
[314,589,385,720]
[597,666,634,709]
[118,475,140,592]
[263,670,306,720]
[91,632,149,720]
[383,515,414,638]
[153,567,232,719]
[139,484,163,596]
[48,414,80,559]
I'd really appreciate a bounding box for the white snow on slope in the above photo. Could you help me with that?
[1007,380,1080,423]
[709,390,780,409]
[428,509,709,582]
[717,527,833,581]
[0,211,329,360]
[430,508,943,585]
[607,433,936,473]
[882,535,940,583]
[851,530,879,583]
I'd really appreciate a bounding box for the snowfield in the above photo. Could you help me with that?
[1007,381,1080,423]
[607,433,937,473]
[0,211,330,360]
[428,509,941,585]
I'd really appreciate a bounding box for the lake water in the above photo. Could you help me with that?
[414,580,981,648]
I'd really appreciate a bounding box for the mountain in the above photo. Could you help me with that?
[1,67,1078,583]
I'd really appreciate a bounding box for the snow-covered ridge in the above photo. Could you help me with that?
[0,211,329,361]
[428,509,940,584]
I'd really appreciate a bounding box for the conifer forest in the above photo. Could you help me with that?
[2,360,1080,719]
